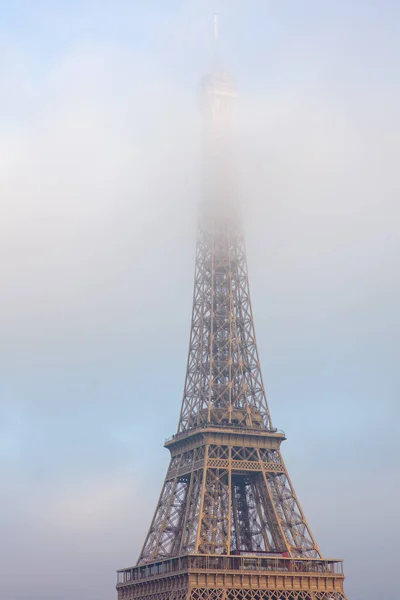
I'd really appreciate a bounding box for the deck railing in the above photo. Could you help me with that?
[165,424,286,445]
[117,554,343,585]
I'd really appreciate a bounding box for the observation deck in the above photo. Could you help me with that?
[117,554,345,598]
[164,423,287,456]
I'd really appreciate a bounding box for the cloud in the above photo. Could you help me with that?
[0,36,192,598]
[42,474,144,539]
[0,41,200,367]
[0,470,150,599]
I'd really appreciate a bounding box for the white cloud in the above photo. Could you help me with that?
[43,473,144,537]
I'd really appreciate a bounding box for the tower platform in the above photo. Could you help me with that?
[117,554,346,600]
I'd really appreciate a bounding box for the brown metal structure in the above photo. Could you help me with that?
[117,22,348,600]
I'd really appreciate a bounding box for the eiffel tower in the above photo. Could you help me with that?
[117,17,348,600]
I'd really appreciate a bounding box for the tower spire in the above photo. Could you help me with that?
[213,12,219,67]
[203,13,237,213]
[214,13,219,45]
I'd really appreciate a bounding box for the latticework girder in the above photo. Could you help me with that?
[178,210,273,434]
[138,441,320,564]
[118,590,347,600]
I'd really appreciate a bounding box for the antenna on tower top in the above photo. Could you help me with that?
[213,13,220,68]
[214,13,219,43]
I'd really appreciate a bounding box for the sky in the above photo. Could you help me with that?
[1,1,399,599]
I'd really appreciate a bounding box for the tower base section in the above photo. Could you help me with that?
[117,555,348,600]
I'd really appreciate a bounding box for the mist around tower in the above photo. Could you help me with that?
[0,4,397,600]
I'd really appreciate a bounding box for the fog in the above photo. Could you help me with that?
[0,2,399,599]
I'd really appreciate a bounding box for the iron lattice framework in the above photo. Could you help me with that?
[117,42,348,600]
